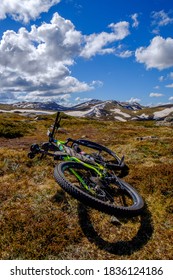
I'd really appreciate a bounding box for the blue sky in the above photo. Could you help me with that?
[0,0,173,106]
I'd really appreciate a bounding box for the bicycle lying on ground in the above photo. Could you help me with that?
[28,112,144,217]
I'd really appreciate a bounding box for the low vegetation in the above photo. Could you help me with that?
[0,112,172,259]
[0,113,35,138]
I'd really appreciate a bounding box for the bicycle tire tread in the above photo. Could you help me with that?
[54,162,144,217]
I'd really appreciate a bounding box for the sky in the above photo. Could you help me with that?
[0,0,173,107]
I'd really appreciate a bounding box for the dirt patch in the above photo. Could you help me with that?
[0,136,39,150]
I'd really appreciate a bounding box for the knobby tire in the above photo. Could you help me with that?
[54,162,144,217]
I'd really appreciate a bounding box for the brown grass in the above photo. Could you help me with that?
[0,112,172,260]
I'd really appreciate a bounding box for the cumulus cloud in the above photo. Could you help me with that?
[0,0,61,23]
[80,21,130,58]
[0,13,92,101]
[149,92,164,97]
[0,12,132,102]
[135,36,173,70]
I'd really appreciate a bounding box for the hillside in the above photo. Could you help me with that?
[0,112,172,260]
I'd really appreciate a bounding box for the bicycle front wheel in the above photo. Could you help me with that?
[54,162,144,217]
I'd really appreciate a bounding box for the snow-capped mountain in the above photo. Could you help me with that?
[64,99,144,120]
[12,101,67,111]
[1,99,173,124]
[65,100,173,124]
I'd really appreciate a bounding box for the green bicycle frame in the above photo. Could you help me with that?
[55,139,105,192]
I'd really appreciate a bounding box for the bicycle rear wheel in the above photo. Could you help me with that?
[54,162,144,217]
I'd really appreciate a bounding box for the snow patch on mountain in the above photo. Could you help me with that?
[0,109,55,115]
[65,110,87,117]
[66,102,106,117]
[138,113,149,119]
[111,108,131,118]
[114,116,127,122]
[153,107,173,119]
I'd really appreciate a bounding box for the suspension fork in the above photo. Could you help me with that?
[68,160,105,193]
[70,166,115,203]
[54,139,106,190]
[69,168,90,191]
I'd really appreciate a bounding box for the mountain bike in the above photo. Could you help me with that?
[28,112,144,217]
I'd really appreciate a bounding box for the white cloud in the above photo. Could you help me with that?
[75,97,92,103]
[131,13,139,28]
[166,83,173,88]
[149,92,164,97]
[117,50,132,58]
[90,80,104,87]
[0,0,61,23]
[151,10,173,27]
[115,44,132,58]
[23,93,71,104]
[169,96,173,101]
[151,10,173,34]
[159,75,164,82]
[127,97,141,103]
[168,72,173,79]
[108,21,130,39]
[0,11,133,103]
[80,21,130,59]
[0,13,92,102]
[135,36,173,70]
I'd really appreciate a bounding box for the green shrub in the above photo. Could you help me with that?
[0,117,33,138]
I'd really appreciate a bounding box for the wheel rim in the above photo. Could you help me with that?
[61,164,136,209]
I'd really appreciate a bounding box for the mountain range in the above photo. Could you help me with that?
[1,99,173,124]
